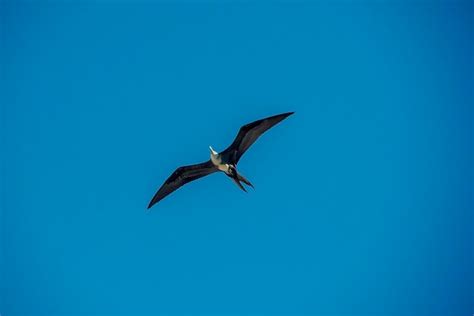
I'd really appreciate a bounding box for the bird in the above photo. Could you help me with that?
[147,111,294,209]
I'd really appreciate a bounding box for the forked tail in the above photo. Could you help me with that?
[230,170,254,192]
[237,172,254,188]
[232,177,247,192]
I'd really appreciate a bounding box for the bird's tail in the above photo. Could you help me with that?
[232,177,247,192]
[237,171,254,189]
[228,167,254,192]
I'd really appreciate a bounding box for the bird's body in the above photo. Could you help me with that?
[209,147,229,173]
[147,112,294,209]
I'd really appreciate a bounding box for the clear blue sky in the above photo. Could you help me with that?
[1,1,472,315]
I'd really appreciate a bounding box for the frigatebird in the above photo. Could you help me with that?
[147,112,294,209]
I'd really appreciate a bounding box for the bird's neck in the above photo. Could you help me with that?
[210,147,221,165]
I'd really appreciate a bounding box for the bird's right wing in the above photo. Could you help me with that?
[147,160,217,209]
[221,112,294,164]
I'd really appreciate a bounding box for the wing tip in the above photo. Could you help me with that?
[147,197,159,210]
[274,111,294,122]
[274,111,294,119]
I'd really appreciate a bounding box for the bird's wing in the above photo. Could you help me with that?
[221,112,294,164]
[147,160,217,209]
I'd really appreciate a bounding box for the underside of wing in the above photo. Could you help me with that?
[147,160,217,209]
[221,112,294,164]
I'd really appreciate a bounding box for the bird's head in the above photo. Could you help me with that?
[209,146,218,156]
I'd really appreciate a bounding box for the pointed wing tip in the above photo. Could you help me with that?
[147,198,158,210]
[272,111,294,124]
[275,112,294,120]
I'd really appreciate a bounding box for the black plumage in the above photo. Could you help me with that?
[221,112,294,164]
[147,160,217,208]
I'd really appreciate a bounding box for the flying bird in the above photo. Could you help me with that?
[147,112,294,209]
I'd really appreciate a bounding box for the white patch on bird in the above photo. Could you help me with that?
[209,146,220,162]
[209,147,230,173]
[211,155,229,172]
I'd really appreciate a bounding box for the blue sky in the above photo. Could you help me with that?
[1,1,472,315]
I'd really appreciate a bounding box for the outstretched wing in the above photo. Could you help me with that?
[221,112,294,164]
[147,160,217,209]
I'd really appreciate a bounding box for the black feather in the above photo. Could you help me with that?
[220,112,294,164]
[147,160,217,208]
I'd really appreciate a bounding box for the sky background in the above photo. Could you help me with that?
[1,0,473,315]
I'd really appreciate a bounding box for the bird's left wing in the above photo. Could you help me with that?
[147,160,217,209]
[221,112,294,164]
